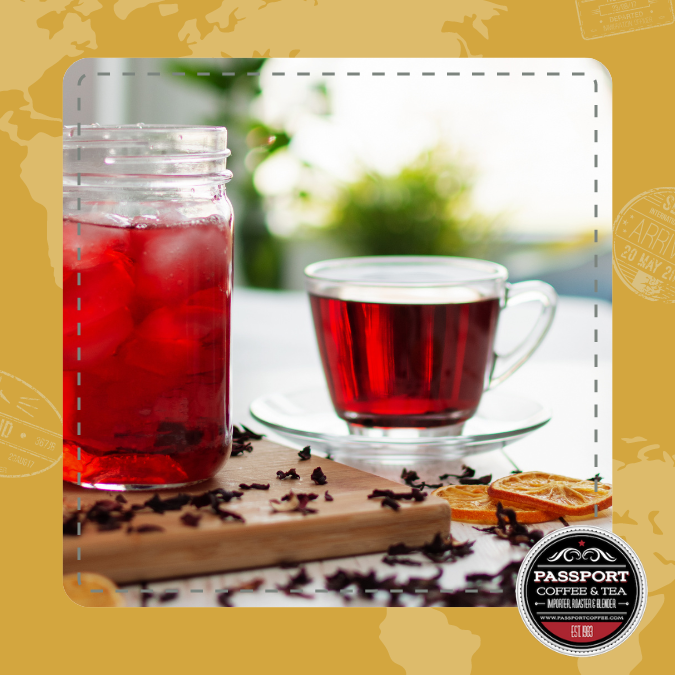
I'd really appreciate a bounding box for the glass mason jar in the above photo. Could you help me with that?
[63,125,234,490]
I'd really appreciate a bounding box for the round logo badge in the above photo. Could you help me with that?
[516,527,647,657]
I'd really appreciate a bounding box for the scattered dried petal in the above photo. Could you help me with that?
[473,502,543,548]
[321,556,522,607]
[441,466,475,481]
[271,494,301,512]
[324,491,333,502]
[180,512,201,528]
[459,474,492,486]
[276,468,300,480]
[298,446,311,461]
[401,468,420,486]
[381,497,400,511]
[189,493,212,509]
[387,543,417,556]
[281,492,318,502]
[239,483,270,490]
[216,578,264,607]
[131,524,165,533]
[369,488,427,502]
[216,506,246,523]
[424,561,522,607]
[233,425,264,441]
[401,468,441,490]
[277,567,313,597]
[191,488,242,510]
[270,491,318,515]
[386,534,474,563]
[382,556,422,567]
[311,466,327,485]
[63,513,81,536]
[368,489,395,499]
[144,493,191,514]
[230,440,253,456]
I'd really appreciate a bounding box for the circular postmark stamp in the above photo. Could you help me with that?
[613,187,675,302]
[516,527,647,657]
[0,370,61,478]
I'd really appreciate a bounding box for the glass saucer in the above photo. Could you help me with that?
[250,386,551,464]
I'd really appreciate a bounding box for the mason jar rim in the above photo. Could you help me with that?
[63,124,231,181]
[63,123,228,139]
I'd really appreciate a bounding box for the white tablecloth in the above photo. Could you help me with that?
[121,289,612,607]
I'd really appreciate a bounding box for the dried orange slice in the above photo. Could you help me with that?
[488,471,612,516]
[431,484,558,524]
[63,573,125,607]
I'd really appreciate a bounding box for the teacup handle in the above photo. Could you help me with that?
[488,280,558,389]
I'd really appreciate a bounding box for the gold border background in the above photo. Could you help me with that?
[1,1,672,672]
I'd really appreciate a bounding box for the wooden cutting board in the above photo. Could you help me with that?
[64,439,451,583]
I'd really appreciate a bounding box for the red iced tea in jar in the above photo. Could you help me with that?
[63,213,232,488]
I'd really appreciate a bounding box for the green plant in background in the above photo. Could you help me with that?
[165,58,290,288]
[324,151,498,259]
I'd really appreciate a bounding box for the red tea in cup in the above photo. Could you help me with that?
[310,294,500,428]
[305,257,556,435]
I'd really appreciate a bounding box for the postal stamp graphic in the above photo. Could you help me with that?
[613,187,675,303]
[576,0,674,39]
[0,371,61,478]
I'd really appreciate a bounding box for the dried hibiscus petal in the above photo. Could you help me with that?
[230,441,253,456]
[63,513,81,536]
[310,467,327,485]
[277,567,313,597]
[144,493,191,513]
[233,425,264,441]
[382,555,422,567]
[276,468,300,480]
[381,497,400,511]
[474,502,543,548]
[180,512,201,528]
[132,524,165,533]
[216,577,264,607]
[368,489,395,499]
[216,506,245,523]
[270,491,318,515]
